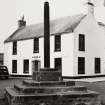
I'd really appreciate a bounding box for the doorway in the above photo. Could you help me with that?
[32,60,41,72]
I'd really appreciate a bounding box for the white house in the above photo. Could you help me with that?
[4,1,105,78]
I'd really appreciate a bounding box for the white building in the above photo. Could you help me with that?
[4,2,105,78]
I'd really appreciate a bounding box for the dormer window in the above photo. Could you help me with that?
[79,34,85,51]
[55,35,61,52]
[13,41,17,55]
[33,38,39,53]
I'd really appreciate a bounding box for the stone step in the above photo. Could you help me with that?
[6,87,99,97]
[5,87,99,105]
[22,79,75,87]
[14,83,87,94]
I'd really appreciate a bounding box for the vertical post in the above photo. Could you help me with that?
[44,2,50,68]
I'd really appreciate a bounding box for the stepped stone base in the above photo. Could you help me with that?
[5,79,100,105]
[5,68,100,105]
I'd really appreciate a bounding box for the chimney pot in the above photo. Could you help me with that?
[18,15,26,28]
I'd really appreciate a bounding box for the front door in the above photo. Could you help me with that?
[32,60,41,72]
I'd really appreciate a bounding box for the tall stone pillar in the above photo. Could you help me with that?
[44,2,50,68]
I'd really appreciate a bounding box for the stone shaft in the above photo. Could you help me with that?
[44,2,50,68]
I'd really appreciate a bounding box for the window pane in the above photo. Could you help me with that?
[23,60,29,73]
[55,35,61,51]
[13,41,17,55]
[12,60,17,73]
[55,58,62,71]
[34,38,39,53]
[95,58,100,73]
[79,34,85,51]
[78,57,85,74]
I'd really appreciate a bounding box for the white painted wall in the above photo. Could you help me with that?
[4,42,12,74]
[4,13,105,77]
[74,13,105,76]
[4,33,74,76]
[61,33,74,76]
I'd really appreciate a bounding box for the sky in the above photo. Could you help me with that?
[0,0,105,53]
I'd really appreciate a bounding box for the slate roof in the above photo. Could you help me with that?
[5,13,105,43]
[4,14,86,43]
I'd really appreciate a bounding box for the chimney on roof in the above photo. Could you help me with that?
[44,1,50,68]
[18,15,26,28]
[87,0,94,15]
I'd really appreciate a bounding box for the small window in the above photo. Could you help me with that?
[13,41,17,55]
[95,58,100,73]
[55,35,61,52]
[33,38,39,53]
[79,34,85,51]
[23,59,29,73]
[12,60,17,73]
[54,58,62,71]
[78,57,85,74]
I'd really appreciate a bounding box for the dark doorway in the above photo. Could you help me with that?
[32,60,41,71]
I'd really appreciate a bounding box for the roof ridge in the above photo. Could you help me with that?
[26,13,85,28]
[4,14,86,43]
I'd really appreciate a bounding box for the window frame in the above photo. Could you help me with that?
[54,35,61,52]
[54,58,62,71]
[23,59,29,73]
[79,34,85,51]
[12,60,17,73]
[95,58,101,74]
[78,57,85,74]
[33,38,39,53]
[13,41,17,55]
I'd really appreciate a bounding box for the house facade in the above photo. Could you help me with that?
[4,2,105,78]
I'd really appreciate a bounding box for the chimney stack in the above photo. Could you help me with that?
[44,1,50,68]
[18,15,26,28]
[87,0,94,15]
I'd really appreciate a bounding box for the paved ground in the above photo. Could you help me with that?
[0,77,27,98]
[66,77,105,104]
[65,77,105,82]
[0,77,31,105]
